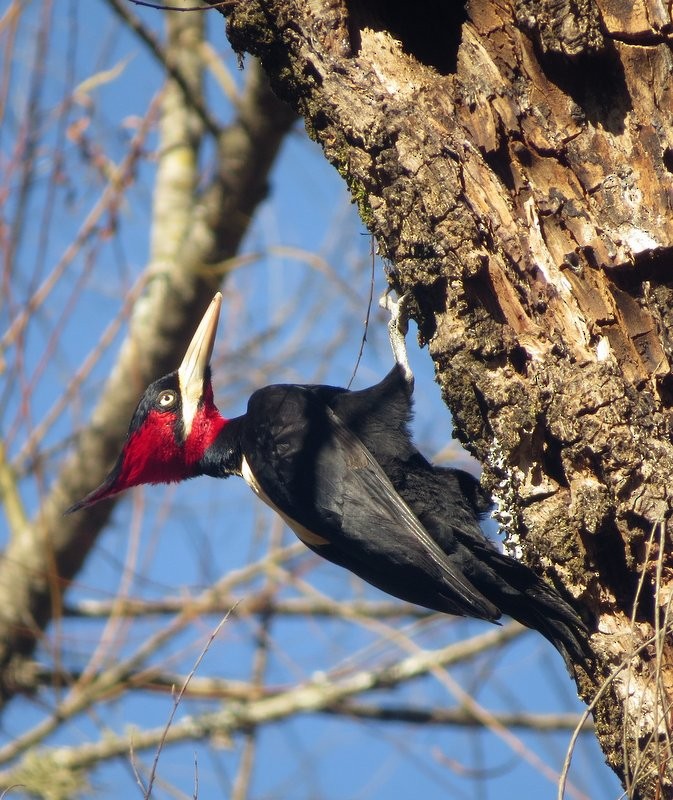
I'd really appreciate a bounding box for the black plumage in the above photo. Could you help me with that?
[69,293,590,671]
[209,366,589,669]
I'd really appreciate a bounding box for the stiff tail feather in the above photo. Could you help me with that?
[486,549,592,673]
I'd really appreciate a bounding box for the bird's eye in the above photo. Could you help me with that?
[156,390,176,409]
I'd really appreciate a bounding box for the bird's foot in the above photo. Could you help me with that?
[379,289,413,385]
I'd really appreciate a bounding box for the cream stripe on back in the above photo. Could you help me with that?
[241,456,328,546]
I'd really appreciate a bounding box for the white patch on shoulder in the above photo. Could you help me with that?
[241,456,328,546]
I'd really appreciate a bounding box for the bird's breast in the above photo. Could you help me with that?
[240,456,329,546]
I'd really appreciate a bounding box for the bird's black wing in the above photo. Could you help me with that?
[242,384,499,621]
[329,365,416,463]
[330,367,493,518]
[398,466,590,668]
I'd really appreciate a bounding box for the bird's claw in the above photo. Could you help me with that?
[379,289,410,335]
[379,289,413,385]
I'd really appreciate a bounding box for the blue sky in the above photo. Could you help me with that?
[0,2,622,798]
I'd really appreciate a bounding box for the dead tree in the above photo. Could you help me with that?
[211,1,673,796]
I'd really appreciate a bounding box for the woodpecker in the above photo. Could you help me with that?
[68,292,589,669]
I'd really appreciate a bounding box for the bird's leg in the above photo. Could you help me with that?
[379,289,414,385]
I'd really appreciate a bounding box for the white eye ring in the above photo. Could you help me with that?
[157,390,176,409]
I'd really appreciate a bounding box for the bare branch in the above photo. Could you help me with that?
[0,626,525,792]
[63,595,432,620]
[323,701,594,733]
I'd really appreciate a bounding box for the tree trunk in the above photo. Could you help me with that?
[213,1,673,796]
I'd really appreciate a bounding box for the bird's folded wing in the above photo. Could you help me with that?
[244,386,498,620]
[313,410,499,619]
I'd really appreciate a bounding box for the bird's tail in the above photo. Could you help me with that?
[479,546,591,673]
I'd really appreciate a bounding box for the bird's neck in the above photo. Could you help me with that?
[196,414,247,478]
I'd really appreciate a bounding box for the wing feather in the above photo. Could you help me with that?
[243,386,498,620]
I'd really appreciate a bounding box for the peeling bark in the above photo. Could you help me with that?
[213,1,673,795]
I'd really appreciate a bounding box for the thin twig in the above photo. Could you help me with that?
[346,233,376,390]
[129,0,235,10]
[0,626,529,788]
[0,544,304,767]
[143,606,237,799]
[558,629,672,800]
[105,0,221,137]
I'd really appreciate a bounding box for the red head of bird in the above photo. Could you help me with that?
[67,293,227,512]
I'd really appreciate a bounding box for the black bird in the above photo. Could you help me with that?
[68,293,588,669]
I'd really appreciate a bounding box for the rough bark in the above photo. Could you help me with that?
[0,9,296,706]
[213,1,673,796]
